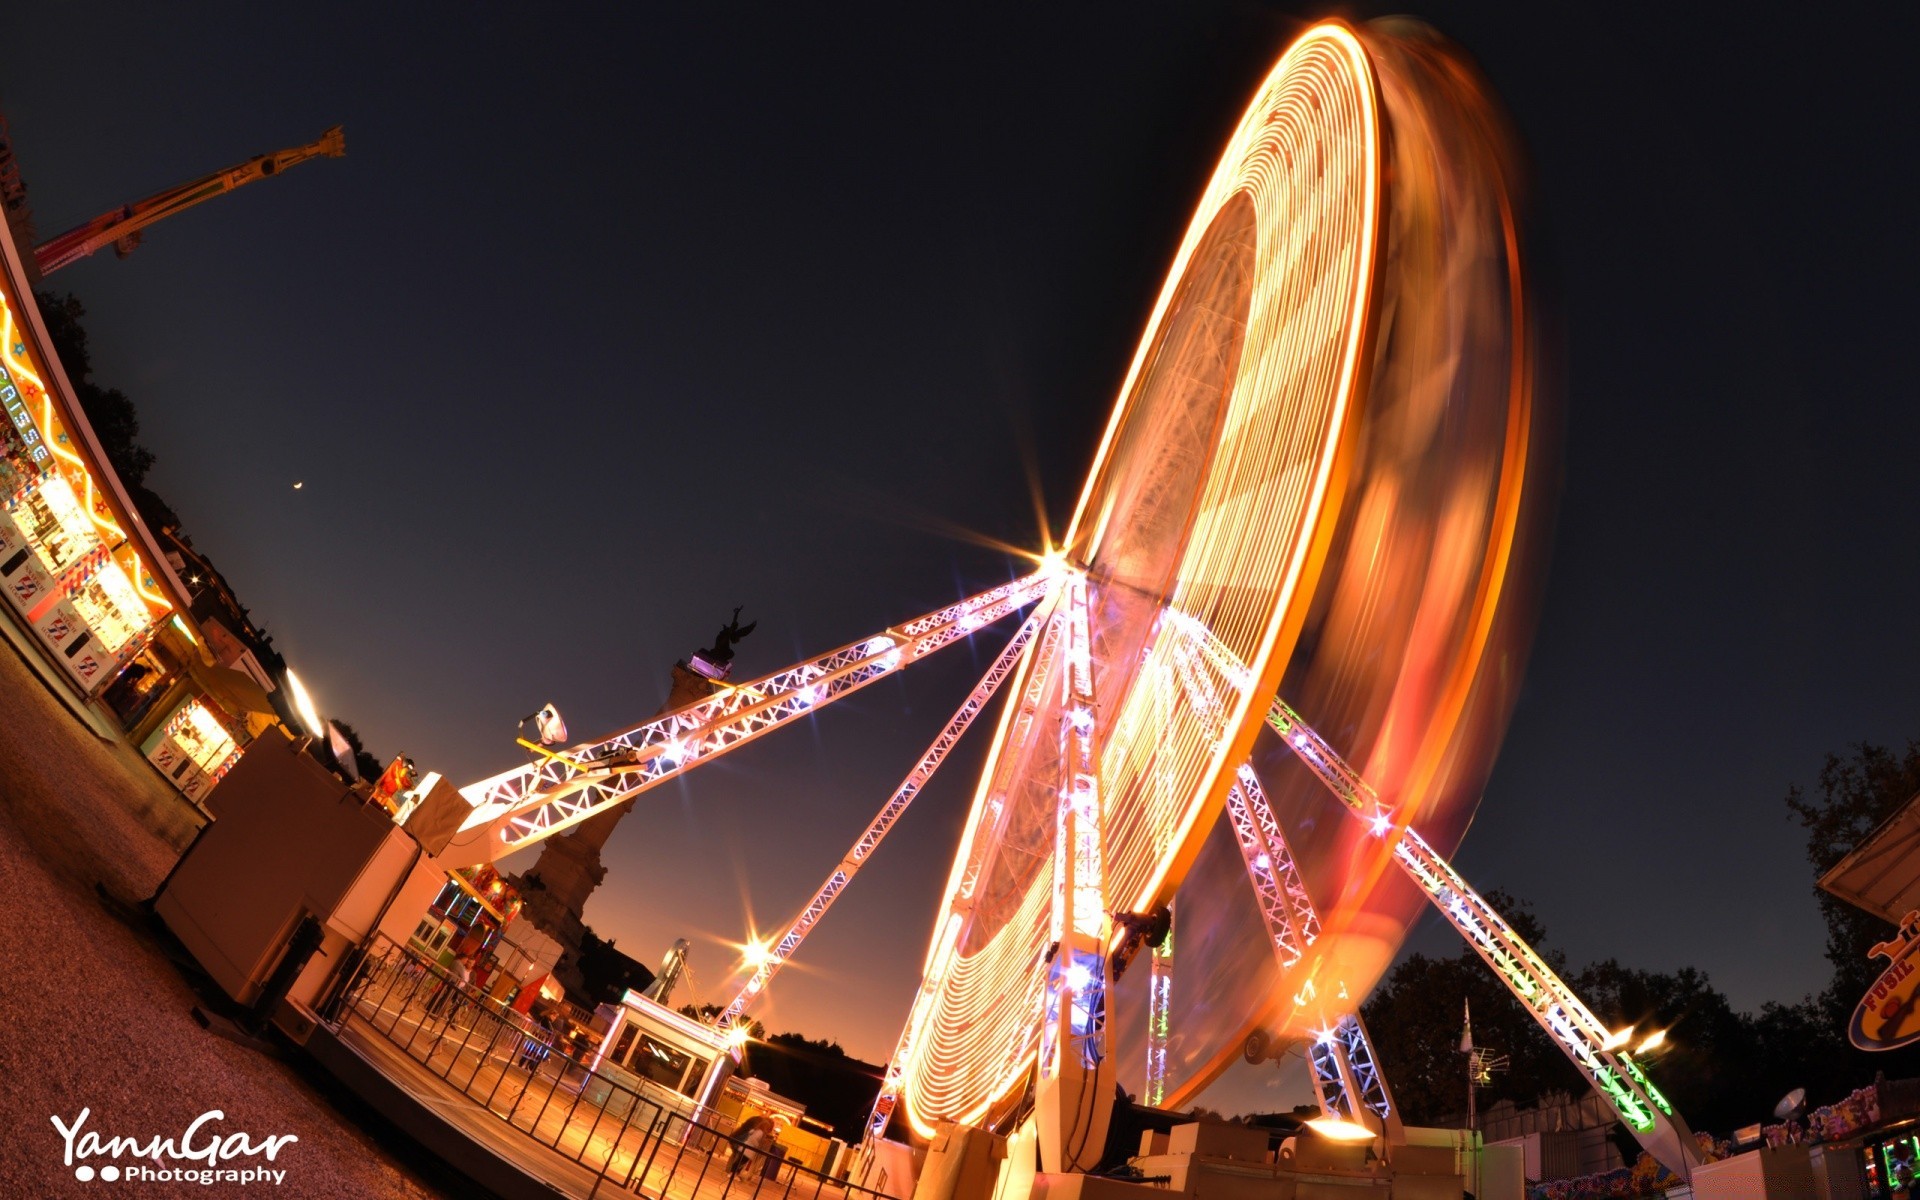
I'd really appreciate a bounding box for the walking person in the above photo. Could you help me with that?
[443,953,475,1025]
[427,953,472,1021]
[517,1003,554,1070]
[728,1114,777,1179]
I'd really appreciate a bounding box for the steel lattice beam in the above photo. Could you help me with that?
[1222,762,1395,1130]
[714,609,1048,1030]
[1307,1016,1397,1131]
[1037,574,1115,1172]
[1265,698,1699,1177]
[1224,764,1321,968]
[452,571,1056,858]
[1144,920,1175,1108]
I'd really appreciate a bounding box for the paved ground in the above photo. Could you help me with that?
[0,639,449,1198]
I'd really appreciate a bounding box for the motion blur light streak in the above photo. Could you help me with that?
[285,669,322,736]
[1305,1116,1379,1143]
[900,18,1386,1133]
[895,15,1556,1140]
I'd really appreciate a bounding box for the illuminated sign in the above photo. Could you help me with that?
[0,277,177,695]
[1851,911,1920,1051]
[0,363,48,464]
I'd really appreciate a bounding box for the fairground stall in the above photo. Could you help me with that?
[0,174,268,788]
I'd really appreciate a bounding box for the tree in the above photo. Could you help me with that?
[1569,960,1759,1136]
[737,1032,883,1143]
[34,292,155,487]
[1786,742,1920,1029]
[1783,740,1920,1090]
[329,720,384,783]
[1363,892,1850,1139]
[1356,741,1920,1144]
[33,291,186,534]
[1361,890,1584,1124]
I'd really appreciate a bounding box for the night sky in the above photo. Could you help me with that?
[7,2,1918,1110]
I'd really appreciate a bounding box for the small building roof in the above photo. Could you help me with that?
[1820,791,1920,925]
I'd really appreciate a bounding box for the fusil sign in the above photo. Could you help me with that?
[1851,910,1920,1051]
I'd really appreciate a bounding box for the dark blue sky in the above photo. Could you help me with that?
[7,1,1918,1105]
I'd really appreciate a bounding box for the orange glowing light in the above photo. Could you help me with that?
[900,20,1385,1135]
[1305,1116,1378,1143]
[895,10,1545,1133]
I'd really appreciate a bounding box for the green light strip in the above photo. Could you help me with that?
[1619,1054,1674,1117]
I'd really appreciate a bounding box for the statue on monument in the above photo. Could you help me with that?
[690,607,756,680]
[512,604,760,985]
[698,607,756,666]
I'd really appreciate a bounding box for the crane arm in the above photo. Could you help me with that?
[33,126,345,275]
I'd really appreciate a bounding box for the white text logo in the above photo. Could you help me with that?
[50,1108,297,1185]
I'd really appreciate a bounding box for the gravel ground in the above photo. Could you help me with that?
[0,641,449,1199]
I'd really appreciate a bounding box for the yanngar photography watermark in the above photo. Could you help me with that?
[50,1108,298,1186]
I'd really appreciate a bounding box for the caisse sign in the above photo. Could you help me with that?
[1851,911,1920,1051]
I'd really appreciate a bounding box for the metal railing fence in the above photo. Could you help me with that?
[322,934,892,1200]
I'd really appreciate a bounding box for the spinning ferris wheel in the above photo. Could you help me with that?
[442,18,1701,1186]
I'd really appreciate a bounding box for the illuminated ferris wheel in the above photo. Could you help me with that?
[444,17,1702,1185]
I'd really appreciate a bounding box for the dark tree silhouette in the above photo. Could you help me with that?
[328,720,384,784]
[738,1032,882,1143]
[1361,890,1581,1124]
[1362,882,1871,1142]
[34,290,179,531]
[1787,741,1920,1033]
[35,292,153,482]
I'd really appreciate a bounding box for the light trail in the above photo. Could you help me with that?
[896,22,1385,1140]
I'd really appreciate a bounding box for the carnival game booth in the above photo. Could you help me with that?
[0,172,213,734]
[141,693,243,803]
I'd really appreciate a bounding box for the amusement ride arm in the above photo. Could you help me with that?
[34,127,346,275]
[1222,763,1398,1136]
[1265,697,1701,1177]
[713,606,1050,1031]
[446,568,1059,862]
[1156,610,1696,1176]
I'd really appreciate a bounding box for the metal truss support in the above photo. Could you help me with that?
[1037,573,1114,1173]
[863,612,1072,1146]
[1224,764,1398,1136]
[1144,915,1174,1108]
[1225,764,1321,969]
[714,609,1049,1031]
[1310,1016,1398,1136]
[864,1078,901,1145]
[1265,698,1701,1180]
[449,570,1058,861]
